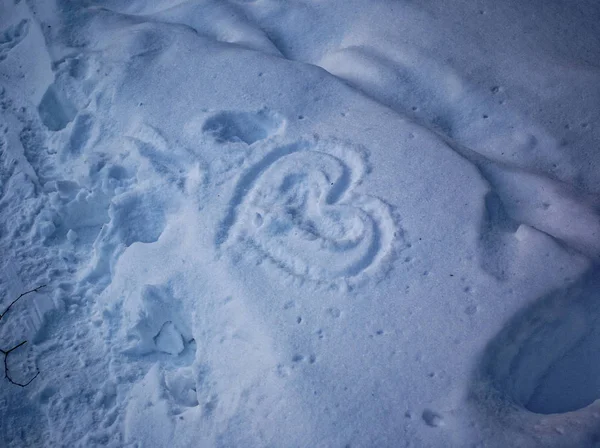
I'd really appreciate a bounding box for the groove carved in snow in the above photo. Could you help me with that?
[216,140,400,282]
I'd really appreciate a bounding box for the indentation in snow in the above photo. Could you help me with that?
[154,321,184,355]
[37,85,77,131]
[202,109,284,145]
[476,270,600,416]
[216,139,402,283]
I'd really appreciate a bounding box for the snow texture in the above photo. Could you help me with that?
[0,0,599,447]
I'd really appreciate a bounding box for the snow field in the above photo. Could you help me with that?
[0,0,599,446]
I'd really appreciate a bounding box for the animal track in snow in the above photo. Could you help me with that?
[216,140,399,282]
[0,19,29,62]
[202,109,284,145]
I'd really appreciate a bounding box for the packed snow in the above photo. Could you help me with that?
[1,0,599,446]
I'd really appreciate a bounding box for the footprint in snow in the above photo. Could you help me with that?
[202,109,284,145]
[473,267,600,441]
[84,188,168,286]
[37,84,78,131]
[121,284,194,357]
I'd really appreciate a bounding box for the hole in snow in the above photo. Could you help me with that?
[526,324,600,414]
[477,269,600,415]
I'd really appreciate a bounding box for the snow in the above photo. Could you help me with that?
[0,0,599,446]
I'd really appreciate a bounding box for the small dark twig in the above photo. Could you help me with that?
[1,340,39,387]
[0,284,46,321]
[0,285,45,387]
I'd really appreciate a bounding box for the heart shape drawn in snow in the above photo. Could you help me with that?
[215,140,402,283]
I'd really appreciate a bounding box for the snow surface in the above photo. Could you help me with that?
[0,0,599,446]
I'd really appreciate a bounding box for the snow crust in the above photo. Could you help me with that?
[0,0,599,446]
